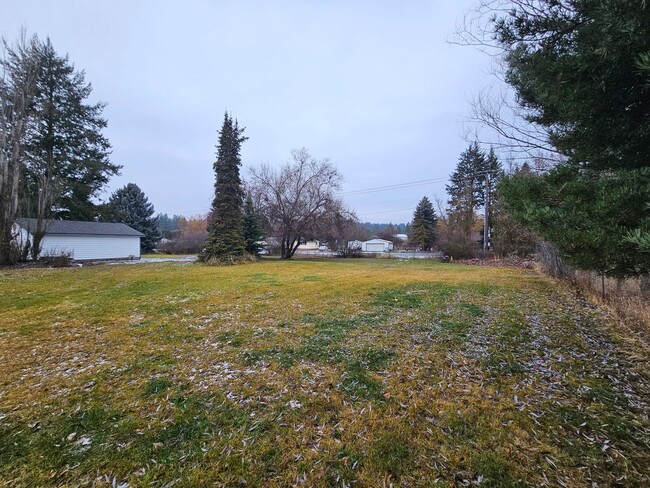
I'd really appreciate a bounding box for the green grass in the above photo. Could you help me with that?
[0,259,648,486]
[141,253,195,258]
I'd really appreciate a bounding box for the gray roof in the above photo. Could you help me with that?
[16,218,144,237]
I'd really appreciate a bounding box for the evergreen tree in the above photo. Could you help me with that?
[485,0,650,277]
[1,34,119,260]
[410,196,438,250]
[204,112,248,262]
[242,194,263,256]
[446,142,487,234]
[157,213,182,239]
[23,37,120,222]
[106,183,160,253]
[501,167,650,278]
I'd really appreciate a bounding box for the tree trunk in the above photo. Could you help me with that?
[281,235,300,259]
[0,152,18,263]
[0,35,40,263]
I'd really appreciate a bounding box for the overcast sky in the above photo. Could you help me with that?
[1,0,496,224]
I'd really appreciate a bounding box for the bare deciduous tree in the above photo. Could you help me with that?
[0,33,39,264]
[248,148,348,259]
[451,1,565,168]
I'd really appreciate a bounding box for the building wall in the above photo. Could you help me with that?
[362,240,394,252]
[297,240,320,251]
[41,235,140,260]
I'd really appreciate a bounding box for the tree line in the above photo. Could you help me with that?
[5,0,648,274]
[0,34,516,265]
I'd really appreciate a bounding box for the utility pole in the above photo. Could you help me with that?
[483,173,490,251]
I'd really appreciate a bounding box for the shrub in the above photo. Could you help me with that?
[438,229,479,260]
[39,250,73,267]
[157,229,207,254]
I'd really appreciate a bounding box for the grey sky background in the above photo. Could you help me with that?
[1,0,496,224]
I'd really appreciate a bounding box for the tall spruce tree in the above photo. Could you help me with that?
[242,194,263,256]
[204,112,247,262]
[446,142,487,234]
[105,183,160,252]
[410,196,438,250]
[483,148,502,249]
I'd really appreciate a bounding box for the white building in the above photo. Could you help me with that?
[361,238,394,252]
[15,218,143,260]
[296,239,320,251]
[347,240,363,250]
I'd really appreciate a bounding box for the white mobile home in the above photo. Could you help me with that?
[15,218,143,261]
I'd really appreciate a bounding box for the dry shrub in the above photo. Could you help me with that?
[39,250,73,267]
[199,253,257,266]
[572,271,650,342]
[438,229,479,260]
[158,229,208,254]
[537,241,650,341]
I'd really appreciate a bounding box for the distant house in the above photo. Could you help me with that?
[15,218,143,261]
[347,240,363,250]
[297,239,320,251]
[361,238,394,252]
[394,233,408,241]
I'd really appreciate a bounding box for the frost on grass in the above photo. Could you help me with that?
[0,261,648,486]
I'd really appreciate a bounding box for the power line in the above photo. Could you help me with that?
[337,169,495,197]
[163,169,500,217]
[337,176,449,197]
[357,207,415,217]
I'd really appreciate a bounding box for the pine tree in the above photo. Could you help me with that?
[24,37,120,222]
[446,142,487,234]
[1,34,119,260]
[204,112,248,262]
[410,196,438,250]
[485,0,650,277]
[105,183,160,253]
[242,194,263,256]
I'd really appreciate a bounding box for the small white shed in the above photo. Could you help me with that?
[362,238,394,252]
[15,218,143,260]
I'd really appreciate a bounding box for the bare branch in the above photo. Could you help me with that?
[248,149,346,259]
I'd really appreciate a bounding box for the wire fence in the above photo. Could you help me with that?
[536,241,649,336]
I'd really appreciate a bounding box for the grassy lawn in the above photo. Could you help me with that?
[140,254,196,259]
[0,259,648,486]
